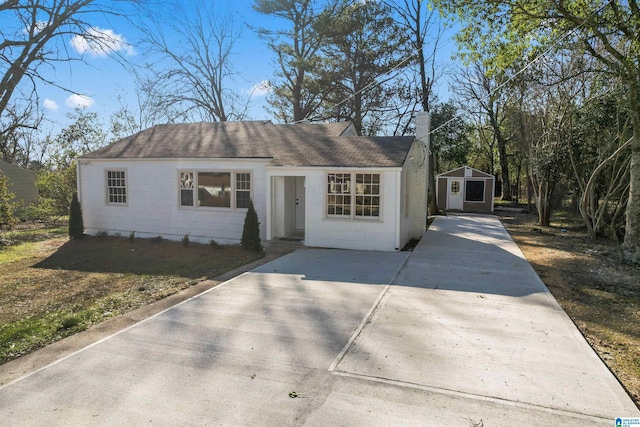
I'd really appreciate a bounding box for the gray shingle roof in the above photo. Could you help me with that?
[81,121,414,168]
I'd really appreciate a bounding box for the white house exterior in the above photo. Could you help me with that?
[77,114,429,251]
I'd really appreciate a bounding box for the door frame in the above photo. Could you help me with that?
[447,178,464,210]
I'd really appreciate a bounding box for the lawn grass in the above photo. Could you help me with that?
[0,224,263,364]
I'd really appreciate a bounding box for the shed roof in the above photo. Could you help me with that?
[437,165,494,178]
[81,121,414,168]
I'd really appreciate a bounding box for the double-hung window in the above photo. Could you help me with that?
[327,172,380,219]
[179,171,251,209]
[106,170,127,205]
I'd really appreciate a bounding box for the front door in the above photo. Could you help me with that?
[448,178,464,210]
[294,176,305,231]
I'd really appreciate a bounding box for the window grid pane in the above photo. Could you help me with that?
[355,173,380,217]
[235,173,251,208]
[107,171,126,204]
[327,173,351,216]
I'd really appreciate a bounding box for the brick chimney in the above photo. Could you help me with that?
[408,111,430,239]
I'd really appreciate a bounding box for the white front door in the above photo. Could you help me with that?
[448,178,464,210]
[295,176,305,230]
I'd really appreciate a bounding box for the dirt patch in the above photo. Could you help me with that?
[0,224,263,363]
[498,210,640,408]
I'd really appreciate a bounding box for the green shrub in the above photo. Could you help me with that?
[151,236,163,245]
[60,315,82,330]
[36,166,77,217]
[68,192,84,239]
[241,199,262,252]
[96,230,108,241]
[0,172,16,230]
[15,198,58,222]
[182,233,190,247]
[129,231,135,242]
[209,239,223,250]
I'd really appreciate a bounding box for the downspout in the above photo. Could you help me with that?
[76,159,82,203]
[491,176,496,212]
[395,169,402,251]
[266,174,272,241]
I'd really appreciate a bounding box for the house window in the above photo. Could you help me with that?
[327,173,351,216]
[355,173,380,217]
[327,172,380,219]
[198,172,231,207]
[451,181,460,194]
[106,170,127,204]
[236,173,251,209]
[465,180,485,202]
[180,172,194,206]
[179,171,251,209]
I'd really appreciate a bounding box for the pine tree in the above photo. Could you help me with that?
[241,199,262,252]
[68,192,84,239]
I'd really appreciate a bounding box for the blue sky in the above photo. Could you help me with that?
[36,0,459,135]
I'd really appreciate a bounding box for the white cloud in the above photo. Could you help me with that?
[249,80,271,97]
[70,27,134,57]
[43,98,59,111]
[65,94,95,109]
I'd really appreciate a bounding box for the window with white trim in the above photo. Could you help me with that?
[355,173,380,217]
[327,172,381,219]
[179,171,251,209]
[236,172,251,209]
[106,170,127,204]
[327,173,351,216]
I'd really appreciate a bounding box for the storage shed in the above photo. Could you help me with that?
[437,166,494,213]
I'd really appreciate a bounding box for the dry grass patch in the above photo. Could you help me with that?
[499,210,640,408]
[0,224,262,364]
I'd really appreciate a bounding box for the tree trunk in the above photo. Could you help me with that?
[623,131,640,263]
[497,135,512,200]
[427,152,438,215]
[537,179,553,226]
[526,166,532,212]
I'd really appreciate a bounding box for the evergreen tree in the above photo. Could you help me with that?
[68,192,84,239]
[241,199,262,252]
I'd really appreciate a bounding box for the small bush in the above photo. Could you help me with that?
[15,199,57,222]
[60,315,82,330]
[0,172,16,230]
[151,236,163,245]
[209,239,223,250]
[96,230,108,241]
[129,231,135,242]
[68,192,84,240]
[241,199,262,252]
[182,233,190,247]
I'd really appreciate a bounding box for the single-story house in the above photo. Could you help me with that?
[436,166,495,213]
[0,159,38,204]
[76,112,430,251]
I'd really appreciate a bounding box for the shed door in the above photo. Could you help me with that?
[448,179,464,210]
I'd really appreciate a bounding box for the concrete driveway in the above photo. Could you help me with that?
[1,215,637,426]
